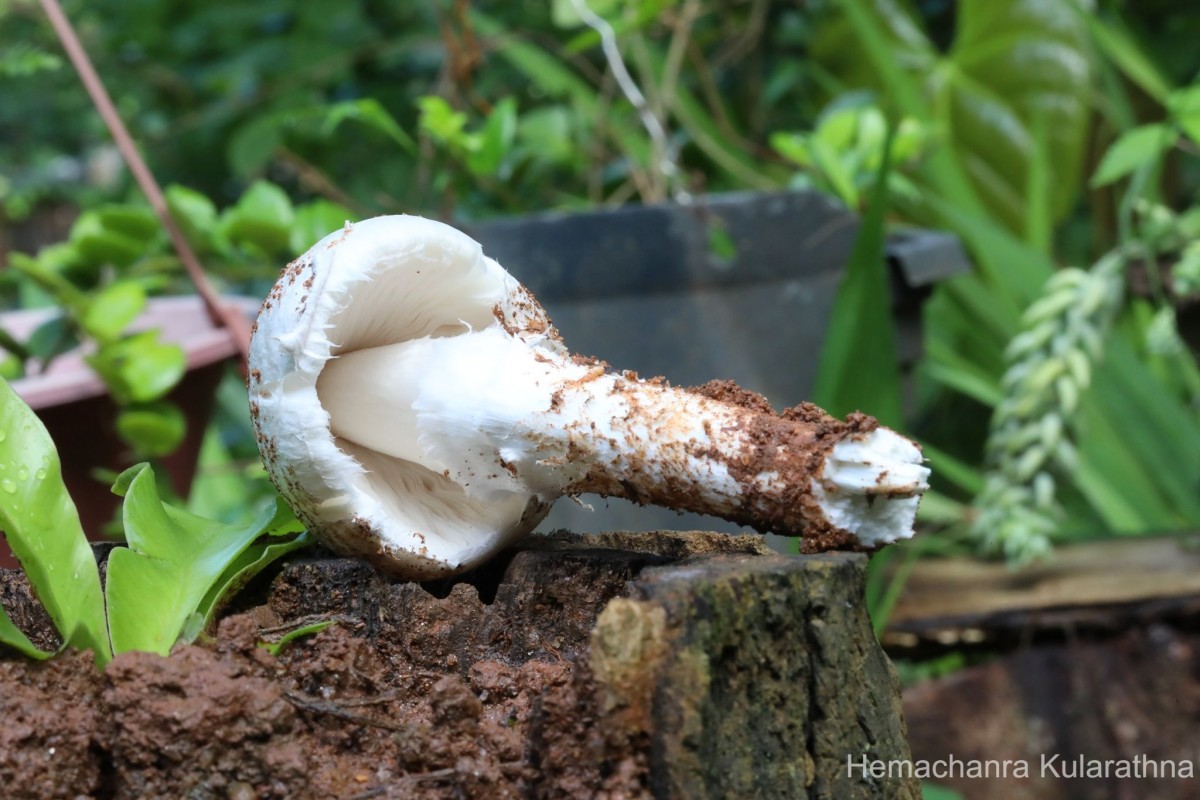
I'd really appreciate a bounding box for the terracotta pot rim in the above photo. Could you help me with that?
[2,295,259,409]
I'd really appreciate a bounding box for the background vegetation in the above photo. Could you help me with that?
[3,0,1200,618]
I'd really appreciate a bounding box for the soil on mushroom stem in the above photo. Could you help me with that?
[0,533,763,800]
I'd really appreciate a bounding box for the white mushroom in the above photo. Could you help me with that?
[249,215,930,579]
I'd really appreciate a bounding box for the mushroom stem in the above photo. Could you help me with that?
[318,325,928,550]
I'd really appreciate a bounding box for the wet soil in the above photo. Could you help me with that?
[0,531,914,799]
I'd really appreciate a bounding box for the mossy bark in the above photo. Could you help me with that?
[593,550,917,799]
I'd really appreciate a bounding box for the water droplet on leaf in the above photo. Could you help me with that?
[1,479,16,494]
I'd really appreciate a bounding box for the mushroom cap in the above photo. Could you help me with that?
[248,216,561,579]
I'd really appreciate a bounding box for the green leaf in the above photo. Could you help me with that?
[0,379,110,664]
[0,43,62,78]
[320,98,415,153]
[770,132,813,168]
[417,96,469,146]
[515,106,577,166]
[811,122,902,427]
[807,135,859,208]
[259,618,335,657]
[829,0,1091,232]
[25,315,79,365]
[1079,10,1171,104]
[165,184,219,254]
[1024,108,1052,254]
[81,281,147,343]
[69,210,148,269]
[7,252,89,311]
[1090,123,1174,187]
[115,402,187,458]
[196,520,311,634]
[0,607,52,660]
[220,180,295,256]
[467,98,517,177]
[86,331,186,405]
[105,465,290,656]
[0,354,23,381]
[227,114,285,177]
[95,205,159,241]
[946,0,1092,227]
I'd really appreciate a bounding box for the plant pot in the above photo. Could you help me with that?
[465,190,969,536]
[0,295,258,567]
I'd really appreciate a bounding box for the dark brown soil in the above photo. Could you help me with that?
[0,531,915,799]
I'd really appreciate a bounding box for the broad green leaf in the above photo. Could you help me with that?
[946,0,1092,228]
[515,106,576,166]
[1090,123,1174,187]
[923,195,1054,304]
[82,281,147,343]
[811,123,902,427]
[0,43,61,78]
[115,402,186,458]
[7,252,89,311]
[921,357,1001,408]
[0,607,51,660]
[220,180,295,256]
[417,96,469,146]
[95,205,159,241]
[25,314,79,365]
[85,331,186,405]
[165,184,219,254]
[320,98,415,153]
[0,354,22,381]
[1024,109,1052,254]
[828,0,1091,232]
[227,113,285,177]
[105,464,286,655]
[0,379,110,664]
[196,517,311,633]
[69,210,147,269]
[771,132,813,168]
[467,98,517,177]
[1078,10,1171,104]
[1169,87,1200,147]
[806,135,859,208]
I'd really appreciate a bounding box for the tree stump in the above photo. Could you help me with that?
[0,531,916,799]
